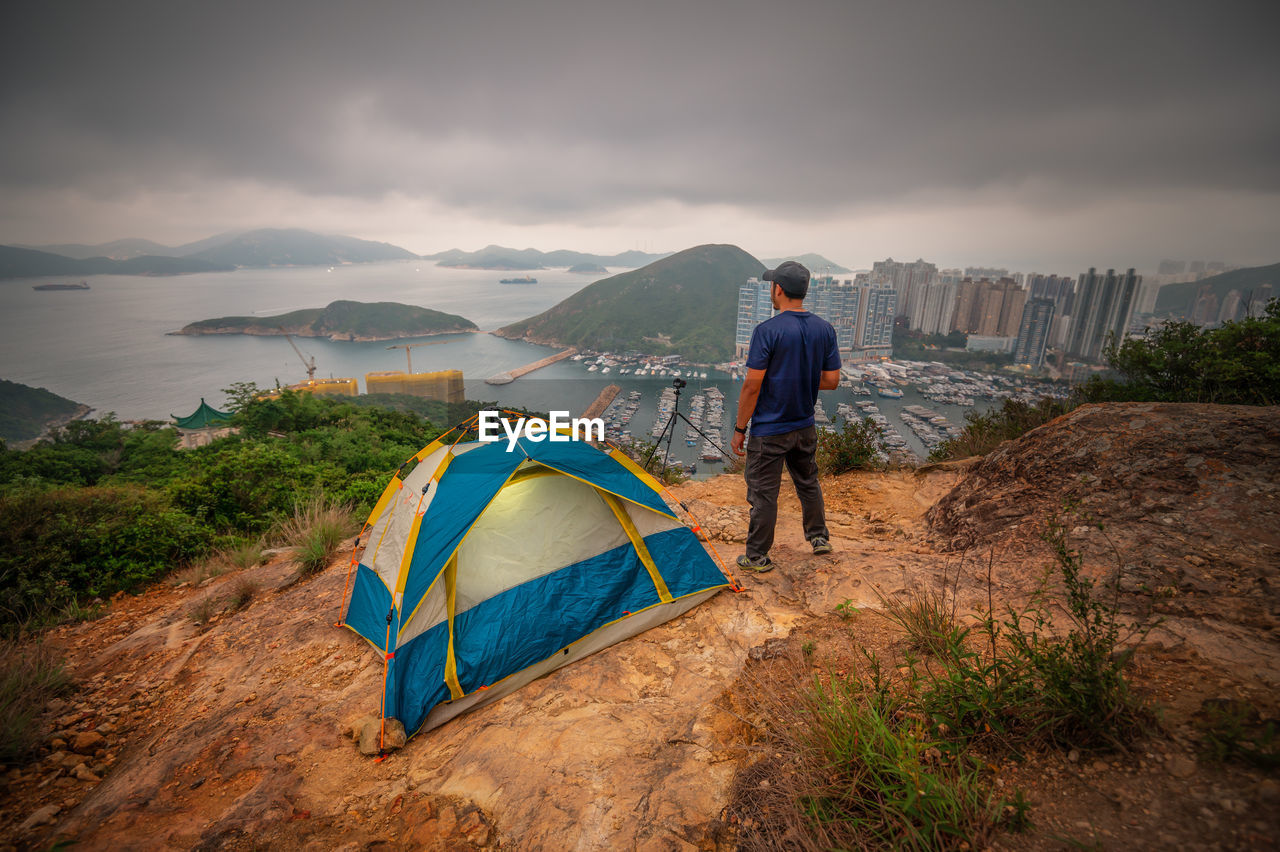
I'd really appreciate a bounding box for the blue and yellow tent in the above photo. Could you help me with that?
[340,428,731,739]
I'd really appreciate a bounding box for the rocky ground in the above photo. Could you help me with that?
[2,402,1277,850]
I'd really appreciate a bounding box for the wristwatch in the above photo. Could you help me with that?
[734,425,747,434]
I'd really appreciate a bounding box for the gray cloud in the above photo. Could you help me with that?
[1,0,1277,264]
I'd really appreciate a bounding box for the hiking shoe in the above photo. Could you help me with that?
[811,537,833,555]
[736,554,774,573]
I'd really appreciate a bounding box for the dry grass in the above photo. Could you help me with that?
[1,639,72,763]
[227,576,259,611]
[275,495,355,577]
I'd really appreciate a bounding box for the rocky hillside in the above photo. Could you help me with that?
[928,403,1280,644]
[5,403,1278,849]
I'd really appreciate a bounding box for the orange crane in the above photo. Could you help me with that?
[386,339,454,373]
[278,326,317,381]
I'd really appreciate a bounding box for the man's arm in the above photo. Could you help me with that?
[819,369,840,390]
[731,368,766,456]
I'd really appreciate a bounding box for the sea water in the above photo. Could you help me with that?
[0,260,991,466]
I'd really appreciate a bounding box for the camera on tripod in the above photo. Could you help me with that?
[672,377,687,389]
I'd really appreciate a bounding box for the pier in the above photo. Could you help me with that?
[485,347,578,385]
[578,384,620,420]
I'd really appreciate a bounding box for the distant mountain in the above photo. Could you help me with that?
[176,300,476,342]
[22,238,176,260]
[0,245,233,280]
[0,379,91,443]
[1153,262,1279,318]
[184,229,418,268]
[497,244,764,362]
[427,245,670,270]
[762,253,852,275]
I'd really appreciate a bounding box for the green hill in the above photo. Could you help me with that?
[497,244,764,362]
[178,300,476,341]
[1153,262,1279,317]
[0,379,89,443]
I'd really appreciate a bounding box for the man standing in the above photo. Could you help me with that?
[731,261,841,572]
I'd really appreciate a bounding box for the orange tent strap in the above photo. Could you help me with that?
[336,521,372,625]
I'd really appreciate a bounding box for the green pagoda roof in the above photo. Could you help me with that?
[172,398,232,430]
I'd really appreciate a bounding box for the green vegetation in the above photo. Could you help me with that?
[816,417,884,475]
[1079,299,1280,405]
[928,397,1072,461]
[794,672,1012,850]
[0,386,464,633]
[180,299,476,339]
[746,514,1148,849]
[277,495,357,577]
[0,379,86,443]
[0,640,71,764]
[499,244,764,362]
[929,299,1280,461]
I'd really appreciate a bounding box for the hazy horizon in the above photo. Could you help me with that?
[3,1,1277,273]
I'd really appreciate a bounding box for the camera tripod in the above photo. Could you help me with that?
[643,378,731,474]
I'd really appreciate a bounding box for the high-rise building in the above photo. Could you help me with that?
[1013,298,1056,368]
[736,275,888,359]
[912,279,957,336]
[735,277,773,356]
[951,277,1025,337]
[1158,259,1187,276]
[1065,267,1140,362]
[871,257,936,322]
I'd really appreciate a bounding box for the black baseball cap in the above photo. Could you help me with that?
[763,260,810,298]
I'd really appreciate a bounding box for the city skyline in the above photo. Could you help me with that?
[2,2,1277,272]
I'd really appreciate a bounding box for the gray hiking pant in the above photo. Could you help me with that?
[744,425,828,559]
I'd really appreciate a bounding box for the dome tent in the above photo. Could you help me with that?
[339,423,732,742]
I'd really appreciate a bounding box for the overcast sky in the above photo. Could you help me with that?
[2,0,1277,272]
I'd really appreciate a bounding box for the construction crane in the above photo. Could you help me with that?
[278,326,317,381]
[386,339,454,373]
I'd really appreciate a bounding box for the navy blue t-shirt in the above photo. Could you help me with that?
[745,310,841,436]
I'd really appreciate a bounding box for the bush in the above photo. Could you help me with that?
[929,397,1072,462]
[0,486,213,632]
[816,417,884,475]
[908,520,1153,754]
[0,640,71,764]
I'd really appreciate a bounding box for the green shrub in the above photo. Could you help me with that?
[929,397,1072,462]
[797,673,1011,851]
[816,417,884,475]
[0,485,213,632]
[0,640,71,764]
[909,520,1153,754]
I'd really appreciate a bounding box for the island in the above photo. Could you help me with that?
[173,300,477,341]
[0,379,92,445]
[567,263,608,275]
[496,244,764,363]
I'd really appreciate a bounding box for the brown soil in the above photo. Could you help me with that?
[2,402,1277,850]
